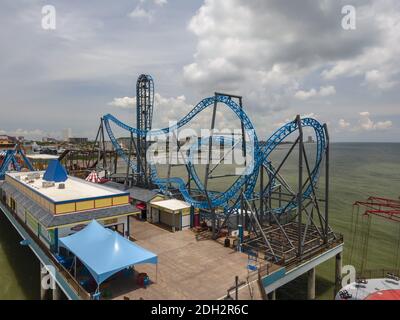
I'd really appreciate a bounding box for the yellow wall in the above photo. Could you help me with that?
[55,202,76,214]
[95,198,112,208]
[112,195,129,206]
[76,200,95,211]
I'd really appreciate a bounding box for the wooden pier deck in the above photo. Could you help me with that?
[110,219,263,300]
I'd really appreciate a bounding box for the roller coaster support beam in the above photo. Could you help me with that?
[125,132,134,188]
[324,123,330,244]
[89,120,102,170]
[100,118,107,170]
[259,163,264,222]
[215,92,246,167]
[297,115,304,258]
[205,96,218,238]
[261,136,300,197]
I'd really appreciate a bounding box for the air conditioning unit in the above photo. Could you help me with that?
[27,172,40,180]
[58,183,65,189]
[42,181,55,188]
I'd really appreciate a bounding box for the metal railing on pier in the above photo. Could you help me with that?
[0,199,91,300]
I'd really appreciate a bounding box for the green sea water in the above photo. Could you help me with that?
[0,143,399,299]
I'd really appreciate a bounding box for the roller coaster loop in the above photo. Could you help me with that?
[103,94,327,213]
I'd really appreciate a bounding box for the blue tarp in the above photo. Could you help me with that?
[59,220,158,284]
[43,160,68,182]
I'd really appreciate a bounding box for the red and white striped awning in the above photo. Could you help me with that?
[85,170,101,183]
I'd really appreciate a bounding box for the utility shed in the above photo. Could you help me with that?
[149,199,191,232]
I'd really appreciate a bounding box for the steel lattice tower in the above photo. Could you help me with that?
[136,74,154,186]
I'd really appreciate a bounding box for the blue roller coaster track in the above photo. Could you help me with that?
[0,147,34,180]
[103,94,327,214]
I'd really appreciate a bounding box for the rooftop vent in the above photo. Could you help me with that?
[42,181,55,188]
[27,172,40,180]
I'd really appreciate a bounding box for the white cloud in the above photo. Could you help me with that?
[294,88,317,100]
[338,119,350,129]
[154,0,168,6]
[108,97,136,108]
[359,111,393,130]
[374,120,393,130]
[129,0,168,22]
[128,6,153,22]
[322,1,400,91]
[294,86,336,100]
[183,0,399,139]
[319,86,336,97]
[338,112,392,132]
[365,69,397,90]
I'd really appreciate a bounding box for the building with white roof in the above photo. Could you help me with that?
[0,161,138,252]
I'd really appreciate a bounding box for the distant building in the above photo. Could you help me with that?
[62,128,72,142]
[68,137,88,144]
[0,135,17,147]
[42,137,58,143]
[307,136,315,143]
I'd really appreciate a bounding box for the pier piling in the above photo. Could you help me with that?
[307,268,316,300]
[52,283,64,300]
[334,252,342,297]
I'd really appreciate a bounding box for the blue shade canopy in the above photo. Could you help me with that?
[59,220,157,284]
[43,160,68,182]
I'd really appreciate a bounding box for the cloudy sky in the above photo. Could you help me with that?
[0,0,399,142]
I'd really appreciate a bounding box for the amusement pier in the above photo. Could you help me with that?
[0,75,344,300]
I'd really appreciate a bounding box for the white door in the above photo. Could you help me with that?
[182,214,191,229]
[152,208,160,223]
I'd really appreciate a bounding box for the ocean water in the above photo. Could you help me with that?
[0,143,399,299]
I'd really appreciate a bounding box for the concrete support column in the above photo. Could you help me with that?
[52,283,63,300]
[307,268,316,300]
[269,290,276,300]
[334,252,343,297]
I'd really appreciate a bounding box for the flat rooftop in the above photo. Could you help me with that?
[26,154,59,160]
[110,220,264,300]
[6,171,128,203]
[150,199,191,211]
